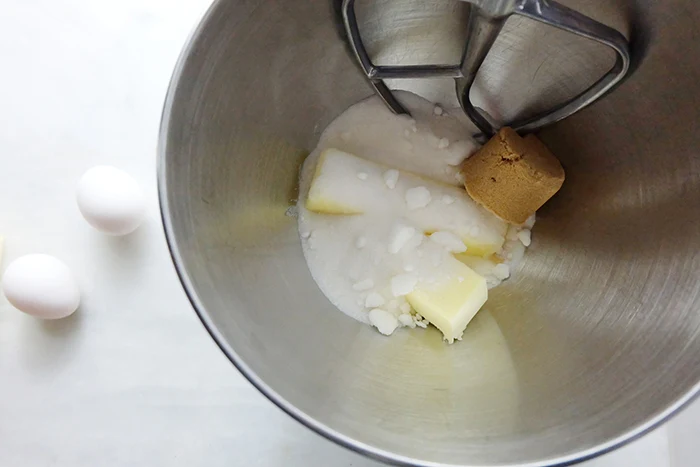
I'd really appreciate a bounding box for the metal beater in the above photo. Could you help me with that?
[342,0,631,138]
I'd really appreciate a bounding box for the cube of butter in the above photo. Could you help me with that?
[406,258,488,343]
[460,127,565,224]
[306,148,508,256]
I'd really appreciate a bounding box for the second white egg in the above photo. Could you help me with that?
[1,254,80,319]
[76,165,146,236]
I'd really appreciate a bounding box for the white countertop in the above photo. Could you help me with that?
[0,1,695,466]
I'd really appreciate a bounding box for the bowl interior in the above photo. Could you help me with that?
[159,1,700,465]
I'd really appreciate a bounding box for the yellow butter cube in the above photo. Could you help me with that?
[305,148,507,256]
[406,258,488,343]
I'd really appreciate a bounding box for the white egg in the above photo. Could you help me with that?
[2,254,80,319]
[76,165,145,235]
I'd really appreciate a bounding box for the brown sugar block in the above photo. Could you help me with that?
[460,127,565,224]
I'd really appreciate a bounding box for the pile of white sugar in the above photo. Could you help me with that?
[297,92,533,335]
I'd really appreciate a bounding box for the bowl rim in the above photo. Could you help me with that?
[156,1,700,465]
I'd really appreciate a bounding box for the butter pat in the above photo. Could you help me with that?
[306,148,507,256]
[460,127,565,224]
[406,258,488,343]
[306,149,369,214]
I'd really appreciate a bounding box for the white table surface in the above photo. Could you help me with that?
[0,1,696,466]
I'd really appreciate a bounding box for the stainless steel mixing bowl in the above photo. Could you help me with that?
[158,1,700,465]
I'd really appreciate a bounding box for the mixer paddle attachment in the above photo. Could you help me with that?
[341,0,631,139]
